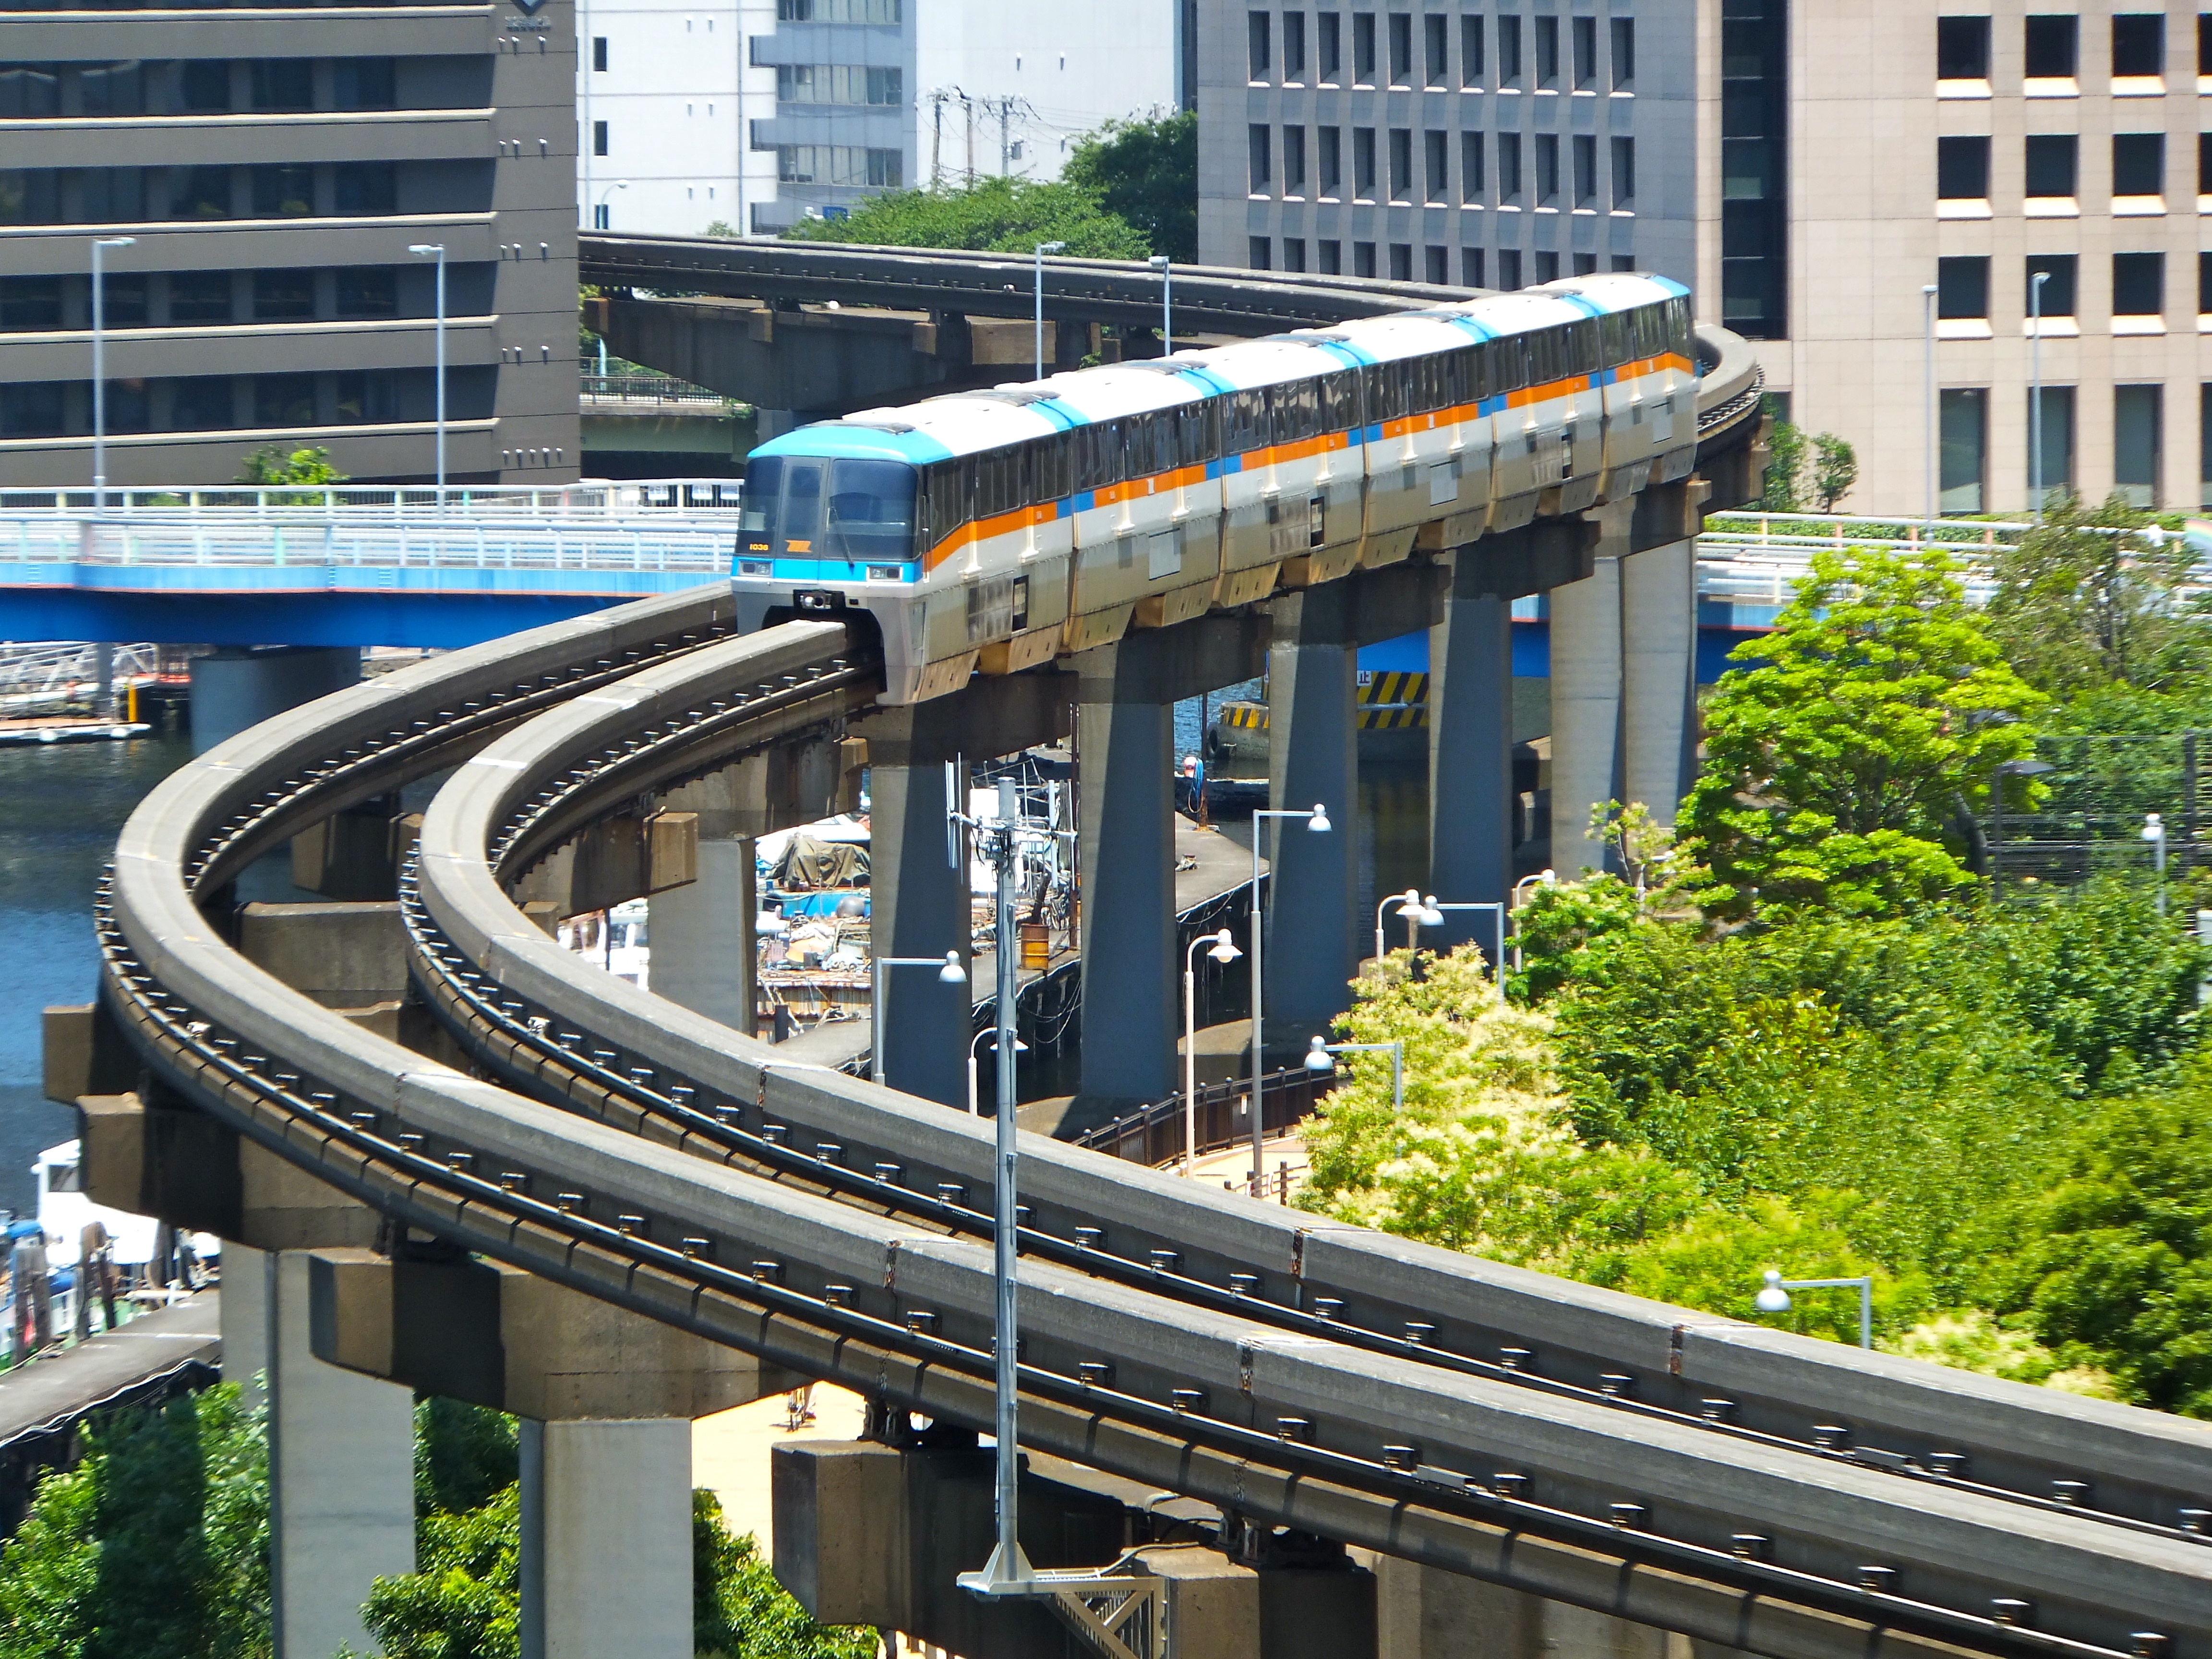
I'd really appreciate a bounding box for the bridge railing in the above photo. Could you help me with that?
[0,480,744,517]
[580,374,733,408]
[0,518,735,572]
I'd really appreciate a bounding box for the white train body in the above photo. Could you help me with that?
[731,273,1695,704]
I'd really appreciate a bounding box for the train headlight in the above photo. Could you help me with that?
[866,565,903,582]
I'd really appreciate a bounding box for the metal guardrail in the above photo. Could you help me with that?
[1074,1066,1334,1168]
[0,480,744,516]
[1,518,734,572]
[580,374,732,408]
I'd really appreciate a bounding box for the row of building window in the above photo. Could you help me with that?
[0,367,473,440]
[1248,11,1632,93]
[1250,124,1631,209]
[1935,13,2205,84]
[776,145,902,187]
[0,58,401,119]
[1933,385,2212,513]
[775,0,900,22]
[1249,236,1632,286]
[0,266,464,332]
[0,162,407,225]
[1935,252,2205,321]
[773,64,901,106]
[1936,132,2212,203]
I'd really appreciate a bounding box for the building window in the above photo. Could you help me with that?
[593,202,611,229]
[249,60,312,112]
[252,267,314,321]
[1284,125,1307,194]
[2025,133,2076,200]
[1461,247,1484,285]
[593,120,610,156]
[2026,253,2077,316]
[1319,14,1340,82]
[1498,15,1522,83]
[1423,13,1448,84]
[1534,133,1558,201]
[2024,13,2077,80]
[1248,123,1272,193]
[169,166,233,220]
[1573,252,1598,275]
[1498,132,1522,199]
[253,372,317,427]
[592,36,608,71]
[1611,136,1635,206]
[2113,132,2164,198]
[1720,0,1788,339]
[168,376,233,430]
[1939,387,1986,513]
[1249,235,1272,270]
[168,271,231,323]
[1462,131,1485,202]
[1611,18,1635,86]
[1354,240,1376,277]
[0,275,62,331]
[1573,134,1596,204]
[1318,239,1341,273]
[1534,250,1559,282]
[1534,16,1559,84]
[1937,254,1990,318]
[336,268,397,318]
[1388,13,1413,84]
[0,64,60,119]
[1319,126,1341,195]
[1354,127,1377,198]
[2113,251,2164,316]
[1389,128,1413,200]
[1572,16,1597,86]
[1248,10,1271,79]
[1425,129,1448,203]
[334,161,396,215]
[0,382,65,438]
[1389,242,1413,280]
[250,164,314,218]
[332,60,397,110]
[776,65,902,104]
[1425,245,1448,283]
[96,272,146,325]
[1937,135,1990,201]
[1611,254,1636,271]
[2115,385,2162,506]
[2030,385,2076,500]
[2112,13,2164,78]
[1283,237,1307,271]
[1353,13,1376,83]
[1498,248,1522,287]
[1937,15,1990,80]
[2201,132,2212,194]
[2200,251,2212,316]
[79,61,146,117]
[1284,12,1307,79]
[1462,16,1484,84]
[2201,385,2212,508]
[180,60,230,112]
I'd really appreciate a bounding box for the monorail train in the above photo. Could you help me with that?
[731,272,1696,705]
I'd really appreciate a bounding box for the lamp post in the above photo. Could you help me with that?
[1033,240,1066,379]
[1922,280,1939,521]
[2144,812,2169,914]
[407,243,447,506]
[1755,1268,1873,1350]
[594,177,629,230]
[1182,927,1242,1173]
[967,1025,1027,1116]
[1247,805,1332,1198]
[871,950,967,1086]
[1373,888,1443,961]
[1305,1034,1404,1113]
[90,236,136,512]
[1433,900,1509,985]
[2029,267,2051,521]
[1149,253,1173,353]
[1508,869,1556,971]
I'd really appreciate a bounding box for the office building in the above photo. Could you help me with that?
[0,0,580,487]
[580,0,1185,238]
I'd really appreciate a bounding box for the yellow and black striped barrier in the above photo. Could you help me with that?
[1217,673,1431,733]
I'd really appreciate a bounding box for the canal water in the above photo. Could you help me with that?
[0,733,194,1218]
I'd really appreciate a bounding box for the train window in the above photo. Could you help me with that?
[822,459,918,563]
[1458,345,1489,404]
[1033,433,1071,502]
[1223,388,1264,453]
[1565,321,1598,376]
[1666,296,1690,355]
[1362,361,1410,422]
[1318,369,1360,431]
[1127,410,1174,477]
[1527,327,1562,387]
[1269,380,1318,443]
[778,460,824,552]
[1173,398,1214,467]
[1599,312,1628,366]
[1493,335,1528,394]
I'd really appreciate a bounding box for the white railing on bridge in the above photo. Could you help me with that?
[0,478,744,519]
[2,516,735,573]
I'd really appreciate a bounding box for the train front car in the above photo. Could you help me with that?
[732,423,941,702]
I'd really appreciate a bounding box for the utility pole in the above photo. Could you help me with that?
[998,94,1010,175]
[930,89,945,187]
[965,92,975,183]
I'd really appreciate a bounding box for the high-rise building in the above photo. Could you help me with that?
[579,0,1185,239]
[1203,0,2211,516]
[0,0,581,487]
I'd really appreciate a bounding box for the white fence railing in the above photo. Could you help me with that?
[0,518,736,572]
[0,479,744,518]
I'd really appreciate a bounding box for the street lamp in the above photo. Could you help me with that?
[1182,927,1242,1174]
[1032,240,1066,378]
[967,1025,1028,1117]
[1509,869,1555,971]
[1922,280,1939,521]
[1432,901,1508,987]
[1247,805,1332,1199]
[2028,267,2051,522]
[407,243,448,506]
[2144,813,2169,914]
[1305,1034,1404,1113]
[1755,1268,1873,1350]
[1149,253,1173,354]
[1373,888,1443,961]
[594,177,629,230]
[870,950,967,1086]
[90,236,136,512]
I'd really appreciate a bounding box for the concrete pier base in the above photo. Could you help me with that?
[1548,553,1625,878]
[867,756,972,1106]
[649,835,758,1035]
[1427,558,1515,953]
[189,646,361,756]
[1266,587,1360,1046]
[520,1419,694,1659]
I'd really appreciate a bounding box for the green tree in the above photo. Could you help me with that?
[234,446,345,488]
[1754,409,1859,514]
[1809,433,1858,511]
[1062,110,1197,264]
[1682,545,2044,916]
[414,1400,517,1519]
[693,1492,876,1659]
[0,1462,99,1659]
[1984,493,2204,697]
[1757,411,1805,512]
[782,175,1149,259]
[363,1485,521,1659]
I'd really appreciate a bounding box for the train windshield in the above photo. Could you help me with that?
[742,455,917,562]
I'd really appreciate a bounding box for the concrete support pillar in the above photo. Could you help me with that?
[94,643,113,716]
[1266,588,1360,1050]
[265,1250,415,1659]
[189,646,361,756]
[219,1240,268,1400]
[1076,667,1177,1111]
[868,757,971,1106]
[1373,1556,1729,1659]
[1548,555,1625,878]
[649,836,758,1036]
[1426,555,1515,953]
[519,1419,693,1659]
[1619,538,1700,827]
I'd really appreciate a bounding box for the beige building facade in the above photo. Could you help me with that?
[1733,0,2210,516]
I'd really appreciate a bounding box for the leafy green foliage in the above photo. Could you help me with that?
[1682,546,2043,916]
[783,175,1149,259]
[0,1463,98,1659]
[1809,433,1859,512]
[693,1492,876,1659]
[1757,410,1805,512]
[413,1400,517,1519]
[363,1486,521,1659]
[1754,414,1858,512]
[234,446,345,487]
[1061,111,1197,264]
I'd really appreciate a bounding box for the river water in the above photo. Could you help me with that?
[0,733,194,1218]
